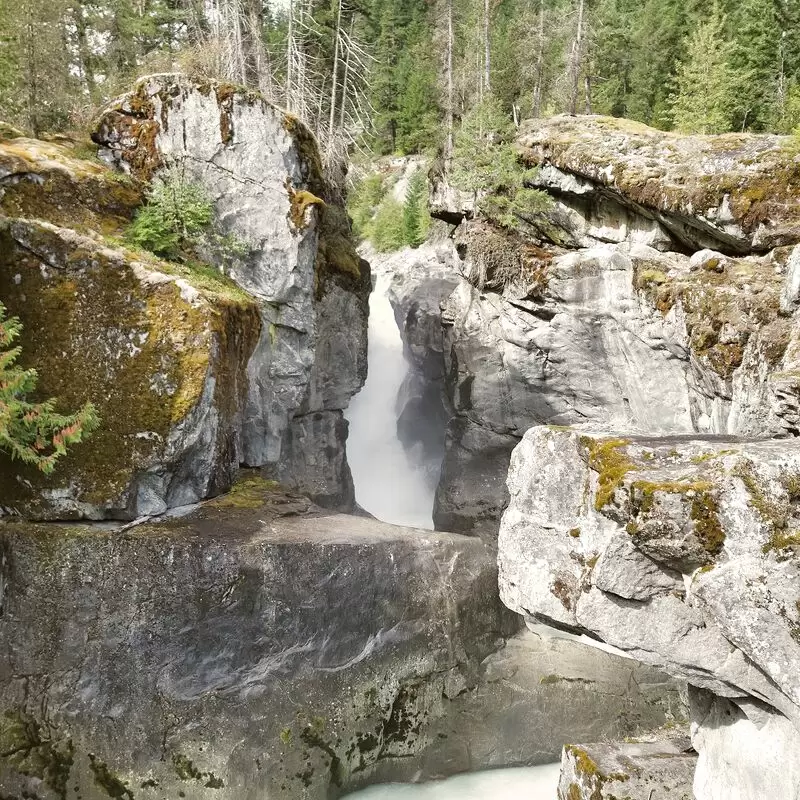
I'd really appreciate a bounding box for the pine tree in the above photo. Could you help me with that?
[591,0,637,117]
[627,0,694,128]
[727,0,779,130]
[0,304,98,474]
[670,3,734,134]
[402,170,430,247]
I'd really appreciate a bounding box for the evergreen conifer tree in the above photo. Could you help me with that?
[670,3,734,133]
[727,0,779,130]
[0,304,98,474]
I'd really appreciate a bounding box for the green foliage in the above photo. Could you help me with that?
[0,304,98,474]
[451,96,517,197]
[727,0,780,131]
[670,3,735,134]
[348,172,388,241]
[126,166,214,259]
[348,166,432,252]
[451,96,550,229]
[368,0,439,154]
[401,170,430,248]
[371,196,407,252]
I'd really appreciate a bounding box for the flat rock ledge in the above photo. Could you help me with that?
[0,478,682,800]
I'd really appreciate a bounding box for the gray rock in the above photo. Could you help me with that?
[92,75,369,512]
[382,243,459,465]
[690,687,800,800]
[557,738,696,800]
[433,417,519,539]
[499,426,800,799]
[517,114,800,254]
[0,488,682,800]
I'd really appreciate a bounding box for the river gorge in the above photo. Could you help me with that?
[1,75,799,800]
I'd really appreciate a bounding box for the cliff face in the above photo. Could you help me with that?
[500,429,800,800]
[0,75,369,520]
[423,116,800,539]
[385,115,800,797]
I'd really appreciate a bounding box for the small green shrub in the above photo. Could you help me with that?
[402,170,430,248]
[371,196,406,252]
[451,95,550,231]
[0,304,99,473]
[126,165,214,259]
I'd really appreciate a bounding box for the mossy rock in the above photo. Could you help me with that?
[0,136,142,236]
[0,217,261,520]
[517,114,800,251]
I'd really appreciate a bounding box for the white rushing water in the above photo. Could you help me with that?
[345,268,436,529]
[341,764,561,799]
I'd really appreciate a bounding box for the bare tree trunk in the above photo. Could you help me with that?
[326,0,343,152]
[286,0,294,107]
[532,0,544,117]
[338,15,354,131]
[445,0,454,161]
[242,0,264,87]
[483,0,491,94]
[584,73,592,114]
[567,0,585,115]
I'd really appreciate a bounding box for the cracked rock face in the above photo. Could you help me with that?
[0,76,368,520]
[0,481,682,800]
[94,75,370,511]
[516,114,800,254]
[498,426,800,799]
[0,210,260,520]
[434,220,800,538]
[557,738,696,800]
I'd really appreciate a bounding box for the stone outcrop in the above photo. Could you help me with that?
[0,75,368,519]
[516,114,800,254]
[0,215,260,520]
[384,243,458,472]
[499,427,800,800]
[412,118,800,539]
[557,738,696,800]
[0,478,682,800]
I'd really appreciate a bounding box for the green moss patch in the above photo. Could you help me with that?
[581,437,635,510]
[0,710,74,799]
[0,137,142,236]
[209,473,280,509]
[0,218,261,518]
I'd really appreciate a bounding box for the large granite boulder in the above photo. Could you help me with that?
[499,426,800,799]
[557,738,696,800]
[93,74,370,510]
[0,479,682,800]
[0,75,368,519]
[0,212,260,520]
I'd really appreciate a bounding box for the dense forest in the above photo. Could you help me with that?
[2,0,800,156]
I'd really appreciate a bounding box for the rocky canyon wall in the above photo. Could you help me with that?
[392,115,800,798]
[0,75,369,521]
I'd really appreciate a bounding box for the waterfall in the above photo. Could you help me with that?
[345,267,436,529]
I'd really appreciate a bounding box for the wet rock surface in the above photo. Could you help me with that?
[499,426,800,799]
[0,479,681,800]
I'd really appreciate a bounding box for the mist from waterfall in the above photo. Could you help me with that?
[345,268,436,529]
[341,763,561,799]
